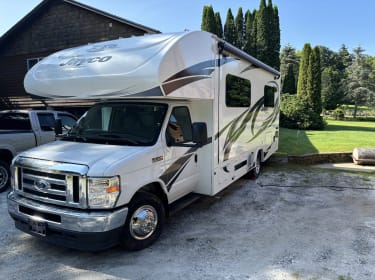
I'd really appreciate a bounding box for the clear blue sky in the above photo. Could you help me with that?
[1,0,374,55]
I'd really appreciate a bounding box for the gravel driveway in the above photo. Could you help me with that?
[1,163,374,280]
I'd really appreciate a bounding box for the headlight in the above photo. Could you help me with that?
[88,176,120,209]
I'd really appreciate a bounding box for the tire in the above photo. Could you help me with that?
[120,192,165,251]
[244,152,261,180]
[0,160,10,193]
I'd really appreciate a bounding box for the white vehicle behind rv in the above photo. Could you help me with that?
[8,31,280,251]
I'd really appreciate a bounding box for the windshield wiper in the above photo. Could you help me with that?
[61,134,87,142]
[96,133,139,145]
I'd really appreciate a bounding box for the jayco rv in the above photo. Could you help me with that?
[8,31,280,251]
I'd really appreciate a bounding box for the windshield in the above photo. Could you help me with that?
[63,102,168,146]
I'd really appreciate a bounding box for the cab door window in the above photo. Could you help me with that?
[167,107,192,144]
[37,113,55,131]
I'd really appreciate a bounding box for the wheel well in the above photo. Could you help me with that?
[137,183,169,217]
[0,149,13,165]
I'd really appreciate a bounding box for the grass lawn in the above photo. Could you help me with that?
[278,119,375,156]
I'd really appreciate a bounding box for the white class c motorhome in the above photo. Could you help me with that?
[8,31,280,251]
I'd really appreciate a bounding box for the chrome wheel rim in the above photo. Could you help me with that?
[0,166,8,189]
[129,205,158,240]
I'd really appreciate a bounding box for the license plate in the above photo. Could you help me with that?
[28,219,47,236]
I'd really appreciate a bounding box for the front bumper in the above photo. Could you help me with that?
[7,191,128,251]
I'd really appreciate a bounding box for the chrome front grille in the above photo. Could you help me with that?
[13,157,89,209]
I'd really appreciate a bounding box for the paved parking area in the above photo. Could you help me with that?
[0,163,374,280]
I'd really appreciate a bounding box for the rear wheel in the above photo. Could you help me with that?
[0,160,10,192]
[244,152,261,179]
[120,192,165,251]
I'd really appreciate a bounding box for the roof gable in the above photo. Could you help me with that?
[0,0,160,51]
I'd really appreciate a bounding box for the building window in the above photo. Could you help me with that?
[27,57,43,70]
[226,74,251,107]
[264,85,276,107]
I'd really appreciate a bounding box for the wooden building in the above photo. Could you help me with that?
[0,0,159,114]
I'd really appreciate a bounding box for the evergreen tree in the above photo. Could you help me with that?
[297,43,312,98]
[343,47,374,117]
[310,46,322,114]
[215,12,223,38]
[255,0,268,63]
[280,44,299,84]
[271,5,281,69]
[282,64,296,94]
[201,5,217,35]
[337,44,353,73]
[321,67,343,110]
[224,8,236,45]
[243,10,253,54]
[250,10,258,55]
[234,8,244,49]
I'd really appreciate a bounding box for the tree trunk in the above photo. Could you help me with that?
[353,103,358,118]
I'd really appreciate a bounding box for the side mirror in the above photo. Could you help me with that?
[192,122,208,147]
[54,118,63,136]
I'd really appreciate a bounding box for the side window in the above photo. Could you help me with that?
[58,114,77,130]
[264,85,276,107]
[226,74,251,107]
[0,113,31,130]
[167,107,192,144]
[37,113,55,131]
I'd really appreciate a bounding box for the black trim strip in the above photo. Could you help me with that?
[234,160,247,171]
[0,130,33,134]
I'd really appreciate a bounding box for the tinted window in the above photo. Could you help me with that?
[167,107,192,143]
[264,85,276,107]
[37,113,55,131]
[226,74,251,107]
[0,113,31,130]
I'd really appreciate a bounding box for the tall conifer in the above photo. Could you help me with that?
[297,43,312,98]
[310,46,322,114]
[215,12,223,38]
[282,64,296,94]
[201,6,217,35]
[255,0,268,63]
[243,10,253,54]
[235,8,244,49]
[224,9,236,45]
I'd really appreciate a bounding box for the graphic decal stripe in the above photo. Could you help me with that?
[216,96,280,161]
[162,77,210,95]
[162,58,236,95]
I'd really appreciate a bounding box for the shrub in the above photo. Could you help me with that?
[280,94,326,130]
[332,108,345,120]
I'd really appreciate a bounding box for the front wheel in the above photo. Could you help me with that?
[0,160,10,192]
[120,192,165,251]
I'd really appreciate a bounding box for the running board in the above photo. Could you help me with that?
[169,193,203,216]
